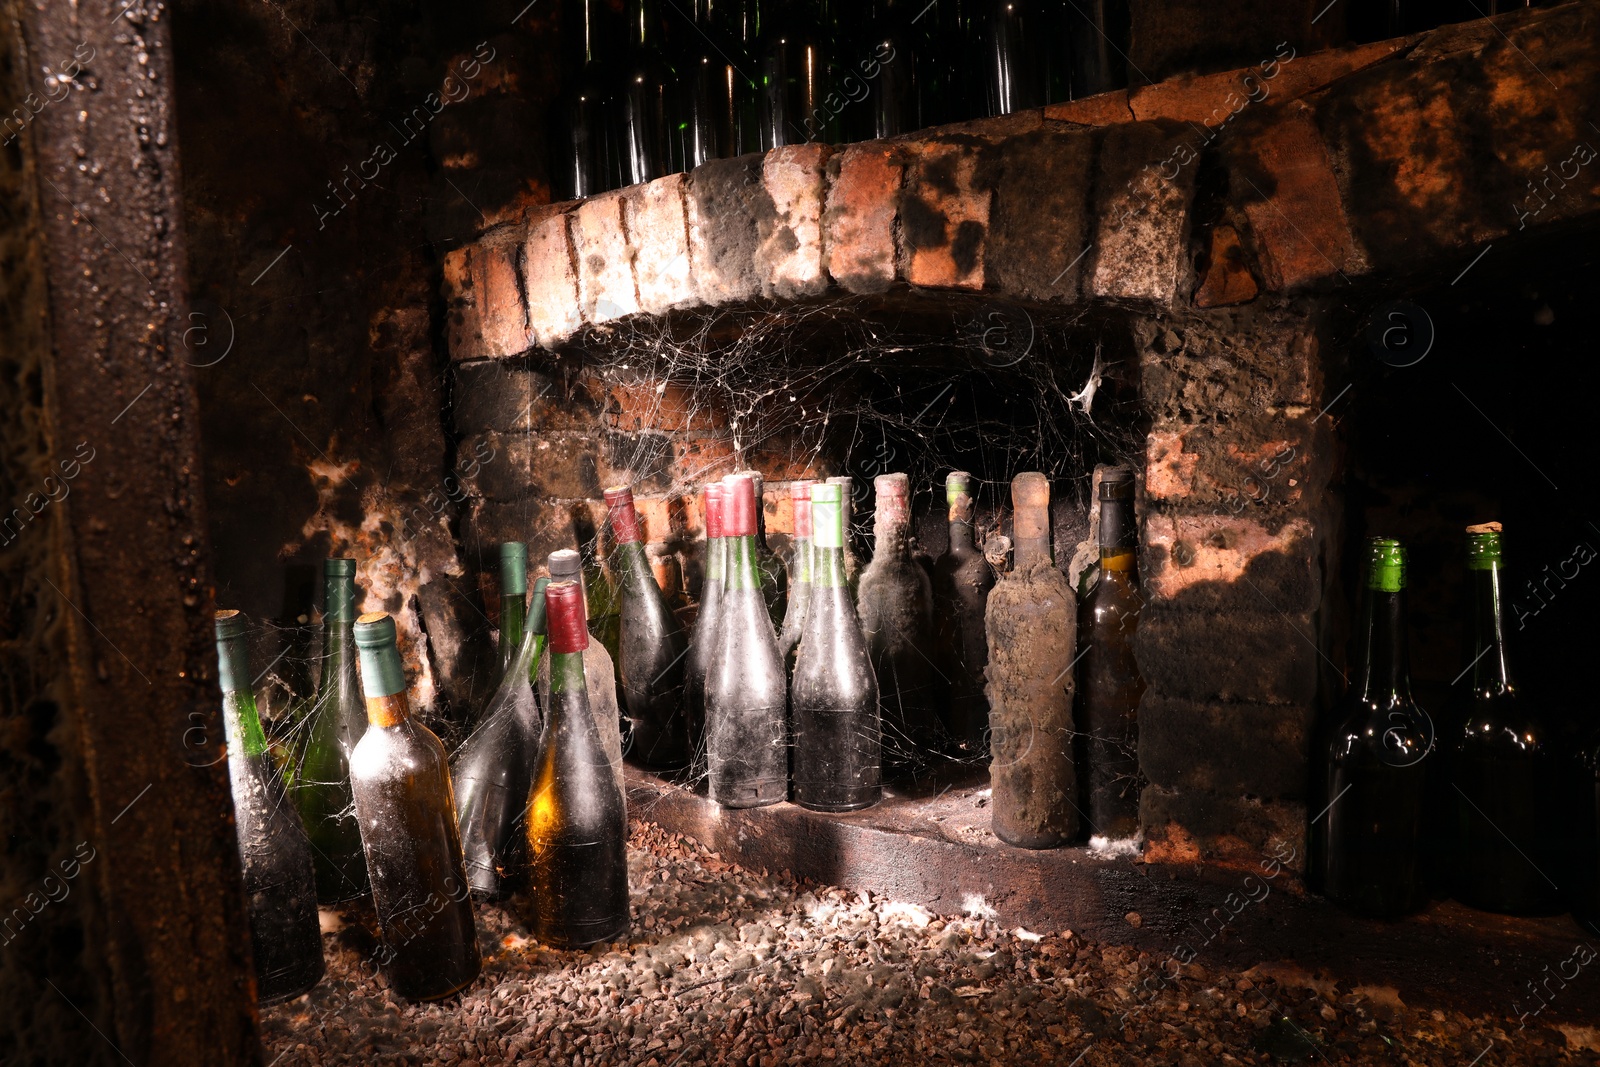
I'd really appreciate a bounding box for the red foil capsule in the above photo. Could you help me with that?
[604,486,641,544]
[545,580,590,654]
[704,482,725,540]
[791,481,815,539]
[722,475,757,538]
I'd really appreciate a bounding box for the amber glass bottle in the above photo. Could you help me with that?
[215,610,324,1004]
[792,483,881,811]
[1076,467,1145,839]
[857,473,940,766]
[705,474,790,808]
[526,581,631,948]
[453,577,548,899]
[605,485,690,769]
[985,472,1078,848]
[932,471,994,757]
[350,613,480,1000]
[288,557,370,903]
[1450,524,1561,914]
[1317,538,1432,919]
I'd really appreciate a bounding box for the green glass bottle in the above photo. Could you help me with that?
[684,482,728,776]
[1450,523,1562,915]
[350,613,481,1001]
[540,550,625,791]
[1317,538,1432,918]
[495,542,528,680]
[288,557,371,903]
[777,480,816,665]
[792,483,881,811]
[215,610,324,1005]
[735,469,788,630]
[526,581,631,947]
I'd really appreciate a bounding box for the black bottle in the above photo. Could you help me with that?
[619,0,677,184]
[605,485,691,769]
[931,471,994,757]
[215,610,324,1005]
[555,0,623,198]
[350,613,480,1001]
[452,577,548,899]
[1316,538,1432,919]
[526,581,631,947]
[705,473,790,808]
[792,482,881,811]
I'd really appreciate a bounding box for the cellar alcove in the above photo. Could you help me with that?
[6,0,1600,1063]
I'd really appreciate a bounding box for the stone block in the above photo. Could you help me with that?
[1192,224,1260,307]
[1143,512,1320,613]
[758,143,831,300]
[823,143,903,295]
[442,227,531,360]
[1231,105,1357,292]
[985,128,1096,302]
[1139,692,1314,799]
[1088,122,1197,307]
[571,192,639,323]
[686,154,770,305]
[1044,89,1134,127]
[898,138,992,290]
[457,430,532,501]
[523,208,582,347]
[527,434,604,501]
[1141,787,1306,869]
[1136,610,1319,707]
[623,173,695,315]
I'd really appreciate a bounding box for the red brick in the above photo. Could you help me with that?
[823,143,903,295]
[523,210,581,348]
[571,191,640,323]
[605,380,724,434]
[898,140,991,291]
[1143,513,1315,607]
[759,144,831,300]
[1234,106,1356,292]
[1043,89,1134,127]
[623,174,694,316]
[442,227,531,360]
[1088,123,1196,308]
[1192,224,1260,308]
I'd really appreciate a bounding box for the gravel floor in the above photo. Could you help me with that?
[262,823,1597,1066]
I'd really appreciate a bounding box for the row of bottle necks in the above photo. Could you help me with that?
[1312,529,1600,933]
[549,0,1550,200]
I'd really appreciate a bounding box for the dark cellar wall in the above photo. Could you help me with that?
[169,0,562,720]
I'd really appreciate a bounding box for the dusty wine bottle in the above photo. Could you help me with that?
[453,577,549,899]
[1450,523,1561,915]
[778,480,816,664]
[985,472,1079,848]
[706,474,790,808]
[735,469,788,628]
[857,473,940,766]
[684,482,727,775]
[826,475,861,589]
[526,581,631,948]
[350,612,480,1000]
[215,610,325,1005]
[932,472,995,757]
[495,542,528,679]
[792,483,882,811]
[1316,538,1431,918]
[1076,467,1146,839]
[288,557,371,902]
[540,549,625,791]
[605,485,691,769]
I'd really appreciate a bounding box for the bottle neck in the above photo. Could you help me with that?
[706,536,726,584]
[725,535,762,590]
[873,511,911,560]
[499,594,526,658]
[791,536,813,583]
[948,519,976,553]
[217,637,268,758]
[1357,589,1412,701]
[1013,505,1052,570]
[550,649,588,698]
[319,616,355,685]
[1469,563,1513,695]
[812,543,846,588]
[614,538,654,589]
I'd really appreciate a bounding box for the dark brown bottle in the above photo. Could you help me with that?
[792,482,881,811]
[526,581,631,948]
[985,472,1079,848]
[452,577,548,899]
[605,485,691,770]
[350,613,480,1000]
[1450,523,1562,915]
[1076,467,1145,839]
[932,471,995,757]
[215,610,324,1005]
[777,480,815,664]
[857,473,940,768]
[684,482,727,776]
[735,469,788,629]
[1316,538,1431,919]
[705,474,790,808]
